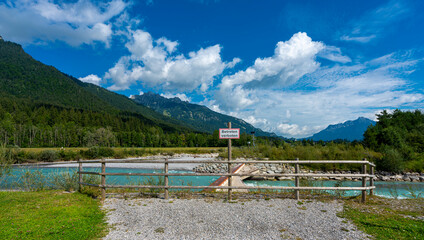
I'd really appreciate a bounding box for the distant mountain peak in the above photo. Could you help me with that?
[306,117,376,141]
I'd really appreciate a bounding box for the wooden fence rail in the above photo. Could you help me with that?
[77,158,375,203]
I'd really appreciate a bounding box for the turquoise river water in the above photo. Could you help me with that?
[1,166,423,199]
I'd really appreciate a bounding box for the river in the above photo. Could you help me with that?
[1,166,423,199]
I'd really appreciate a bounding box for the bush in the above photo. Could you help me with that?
[378,147,405,173]
[79,175,102,198]
[51,170,79,191]
[17,169,48,191]
[81,146,115,159]
[0,144,13,183]
[38,150,59,162]
[58,149,79,161]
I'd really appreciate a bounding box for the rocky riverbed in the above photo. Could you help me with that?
[193,159,424,182]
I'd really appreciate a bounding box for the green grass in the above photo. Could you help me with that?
[0,191,107,240]
[340,197,424,240]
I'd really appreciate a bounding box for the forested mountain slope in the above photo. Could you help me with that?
[131,92,277,137]
[0,39,207,147]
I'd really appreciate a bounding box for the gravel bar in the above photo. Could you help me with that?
[44,154,218,171]
[103,198,369,240]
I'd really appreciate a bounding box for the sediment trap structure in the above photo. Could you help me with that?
[77,158,376,203]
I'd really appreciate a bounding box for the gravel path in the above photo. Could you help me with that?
[103,198,369,240]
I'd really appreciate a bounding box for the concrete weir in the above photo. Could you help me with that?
[205,164,259,192]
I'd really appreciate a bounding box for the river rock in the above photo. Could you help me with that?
[409,175,420,182]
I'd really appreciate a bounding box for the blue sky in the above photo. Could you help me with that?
[1,0,423,138]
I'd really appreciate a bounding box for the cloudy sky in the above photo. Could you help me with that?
[1,0,423,138]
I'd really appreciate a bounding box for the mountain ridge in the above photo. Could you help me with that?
[305,117,376,141]
[0,38,193,133]
[131,92,277,137]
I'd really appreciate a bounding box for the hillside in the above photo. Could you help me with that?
[131,92,277,137]
[0,38,219,148]
[307,117,376,141]
[0,40,114,112]
[0,38,192,133]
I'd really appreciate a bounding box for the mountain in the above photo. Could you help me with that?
[0,38,193,134]
[131,92,277,137]
[306,117,376,141]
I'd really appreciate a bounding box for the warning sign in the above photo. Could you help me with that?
[219,128,240,139]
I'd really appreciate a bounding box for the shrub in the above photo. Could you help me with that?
[378,147,405,173]
[0,144,13,183]
[58,149,79,161]
[51,170,79,191]
[38,150,59,162]
[81,146,115,159]
[79,175,102,198]
[17,169,48,191]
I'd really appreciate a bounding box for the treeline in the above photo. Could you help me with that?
[0,98,254,148]
[364,109,424,173]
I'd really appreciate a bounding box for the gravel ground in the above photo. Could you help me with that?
[103,197,370,240]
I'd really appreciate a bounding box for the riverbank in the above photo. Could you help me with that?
[15,153,219,171]
[193,160,424,182]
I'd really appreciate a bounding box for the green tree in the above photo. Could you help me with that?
[364,109,424,172]
[84,127,116,147]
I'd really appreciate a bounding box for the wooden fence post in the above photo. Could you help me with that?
[370,162,374,196]
[78,159,82,192]
[228,122,232,201]
[295,158,300,200]
[361,160,367,203]
[164,158,169,200]
[101,159,106,204]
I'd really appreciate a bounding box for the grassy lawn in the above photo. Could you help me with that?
[340,196,424,239]
[0,191,107,240]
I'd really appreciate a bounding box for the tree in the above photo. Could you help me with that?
[84,127,116,147]
[364,109,424,172]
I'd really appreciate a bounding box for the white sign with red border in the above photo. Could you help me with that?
[219,128,240,139]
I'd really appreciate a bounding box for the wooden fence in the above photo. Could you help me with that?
[77,158,376,203]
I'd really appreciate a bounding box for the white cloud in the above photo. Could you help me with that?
[213,49,423,138]
[105,29,239,92]
[243,116,270,132]
[340,35,376,43]
[161,93,191,102]
[340,0,409,43]
[32,0,127,26]
[318,46,352,63]
[79,74,102,85]
[216,32,324,111]
[0,0,128,46]
[277,123,314,137]
[156,37,178,53]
